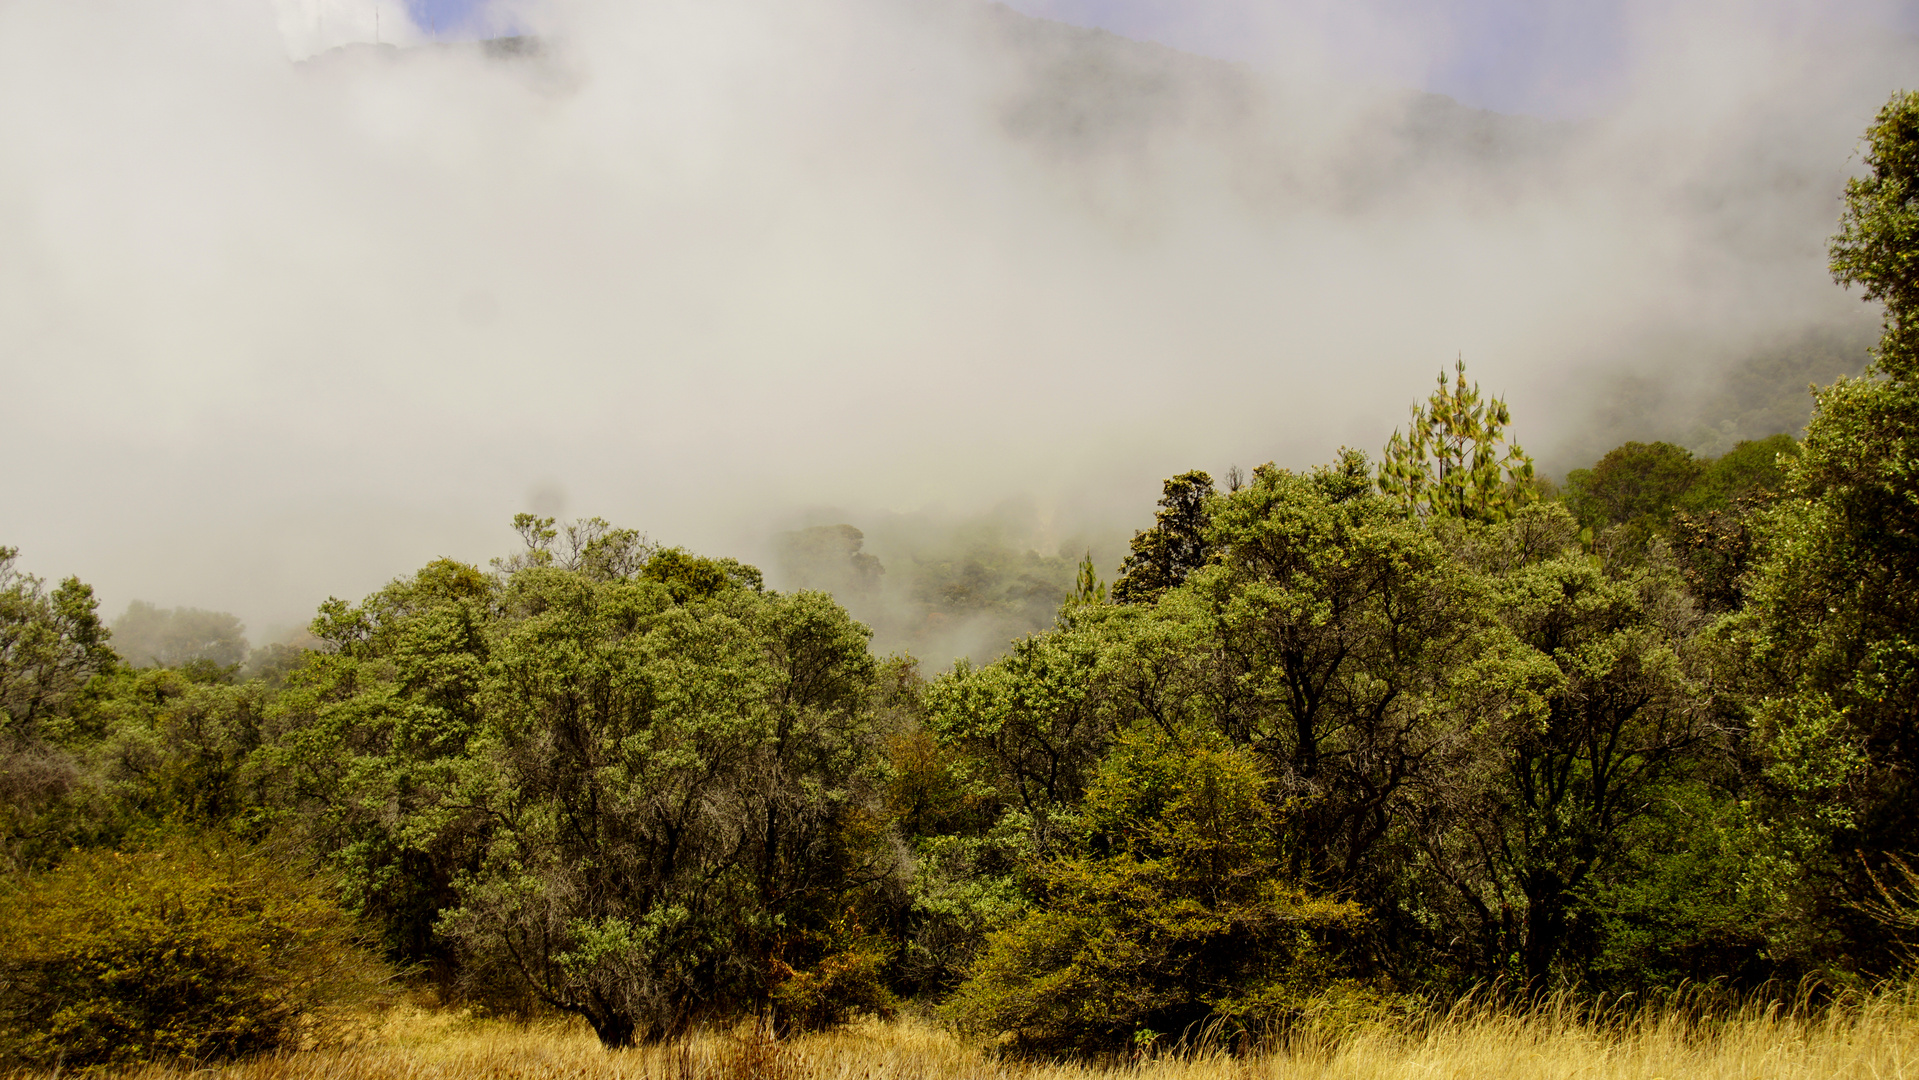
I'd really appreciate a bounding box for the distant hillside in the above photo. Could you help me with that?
[975,2,1572,173]
[1548,321,1877,475]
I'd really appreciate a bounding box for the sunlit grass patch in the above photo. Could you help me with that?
[23,988,1919,1080]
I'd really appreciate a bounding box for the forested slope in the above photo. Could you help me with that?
[5,90,1919,1071]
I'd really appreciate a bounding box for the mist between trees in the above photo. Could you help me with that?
[6,90,1919,1072]
[762,317,1865,671]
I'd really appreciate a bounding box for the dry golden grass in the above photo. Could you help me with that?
[21,990,1919,1080]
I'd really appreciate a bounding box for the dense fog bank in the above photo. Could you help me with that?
[0,0,1904,646]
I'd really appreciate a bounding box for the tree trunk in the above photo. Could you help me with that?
[1523,870,1566,989]
[588,1011,636,1049]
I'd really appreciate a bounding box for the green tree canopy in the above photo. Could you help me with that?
[267,520,894,1046]
[1676,433,1798,514]
[1732,89,1919,973]
[1111,471,1215,603]
[1563,441,1701,532]
[949,727,1367,1053]
[0,547,113,748]
[1379,358,1538,523]
[0,547,115,871]
[1831,90,1919,379]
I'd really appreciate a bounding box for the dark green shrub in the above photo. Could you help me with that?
[949,727,1378,1055]
[0,832,392,1068]
[1562,440,1701,538]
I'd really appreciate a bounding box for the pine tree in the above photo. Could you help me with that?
[1072,551,1106,605]
[1378,358,1538,523]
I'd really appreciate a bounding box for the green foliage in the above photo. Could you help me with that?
[950,727,1369,1053]
[1583,783,1783,988]
[0,546,116,872]
[0,546,114,746]
[1198,452,1498,892]
[491,514,654,580]
[1071,551,1106,606]
[273,522,896,1047]
[1552,435,1796,604]
[880,704,1031,996]
[1668,502,1764,614]
[1728,88,1919,975]
[639,546,766,600]
[1378,358,1539,523]
[1111,471,1215,602]
[1676,433,1798,513]
[14,96,1919,1048]
[242,642,315,688]
[883,723,993,842]
[266,557,498,974]
[239,520,921,1045]
[83,665,278,831]
[0,831,390,1069]
[933,460,1733,993]
[1563,441,1701,534]
[440,574,890,1045]
[1428,504,1716,985]
[897,816,1033,996]
[1831,91,1919,379]
[926,630,1121,829]
[1661,434,1799,611]
[1737,375,1919,965]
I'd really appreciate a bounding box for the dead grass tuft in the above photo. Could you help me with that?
[10,987,1918,1080]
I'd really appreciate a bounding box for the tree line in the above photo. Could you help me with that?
[4,91,1919,1067]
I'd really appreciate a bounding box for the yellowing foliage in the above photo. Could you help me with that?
[0,832,392,1069]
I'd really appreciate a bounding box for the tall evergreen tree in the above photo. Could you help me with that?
[1112,471,1215,603]
[1379,358,1538,523]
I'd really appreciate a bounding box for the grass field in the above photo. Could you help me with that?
[19,990,1919,1079]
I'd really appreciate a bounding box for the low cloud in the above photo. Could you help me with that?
[0,0,1905,649]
